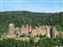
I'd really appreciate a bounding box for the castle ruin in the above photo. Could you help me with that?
[7,23,57,38]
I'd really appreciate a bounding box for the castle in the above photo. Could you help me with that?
[7,23,57,38]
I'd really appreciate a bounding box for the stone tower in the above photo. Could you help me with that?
[15,27,21,37]
[29,25,32,32]
[8,23,15,35]
[50,26,57,38]
[45,26,50,38]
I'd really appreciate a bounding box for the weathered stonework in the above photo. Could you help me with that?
[8,23,15,35]
[8,23,57,38]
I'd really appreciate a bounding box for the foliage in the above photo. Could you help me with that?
[0,37,63,47]
[0,11,63,33]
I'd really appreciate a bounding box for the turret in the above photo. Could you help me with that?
[50,26,57,38]
[8,23,15,35]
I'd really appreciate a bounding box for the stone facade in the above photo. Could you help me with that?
[50,26,57,38]
[31,26,51,38]
[8,23,15,35]
[15,27,21,37]
[7,23,16,38]
[7,23,57,38]
[20,24,30,36]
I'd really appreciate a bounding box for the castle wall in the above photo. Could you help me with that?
[45,26,50,38]
[31,26,49,37]
[32,29,38,36]
[8,23,57,38]
[15,27,21,37]
[20,24,29,35]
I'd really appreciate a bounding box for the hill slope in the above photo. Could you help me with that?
[0,11,63,33]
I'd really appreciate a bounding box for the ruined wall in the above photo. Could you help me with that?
[7,23,16,38]
[20,24,29,35]
[8,23,15,35]
[8,23,57,38]
[15,27,21,37]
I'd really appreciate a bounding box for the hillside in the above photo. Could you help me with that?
[0,11,63,33]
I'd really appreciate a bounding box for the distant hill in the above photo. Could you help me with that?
[0,11,63,33]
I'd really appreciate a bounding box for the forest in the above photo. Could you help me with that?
[0,11,63,47]
[0,11,63,33]
[0,36,63,47]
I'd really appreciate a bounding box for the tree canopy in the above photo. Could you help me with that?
[0,11,63,33]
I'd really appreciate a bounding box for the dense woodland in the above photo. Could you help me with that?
[0,11,63,33]
[0,36,63,47]
[0,11,63,47]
